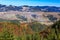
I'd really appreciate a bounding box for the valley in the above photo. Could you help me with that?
[0,11,60,25]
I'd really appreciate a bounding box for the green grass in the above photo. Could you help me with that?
[0,20,60,40]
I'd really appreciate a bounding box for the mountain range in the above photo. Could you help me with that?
[0,4,60,12]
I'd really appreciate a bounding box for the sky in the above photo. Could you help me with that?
[0,0,60,7]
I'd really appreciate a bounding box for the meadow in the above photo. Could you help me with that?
[0,20,60,40]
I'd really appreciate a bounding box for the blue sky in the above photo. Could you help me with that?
[0,0,60,7]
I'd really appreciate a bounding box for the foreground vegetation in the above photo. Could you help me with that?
[0,20,60,40]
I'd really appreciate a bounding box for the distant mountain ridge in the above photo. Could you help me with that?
[0,4,60,12]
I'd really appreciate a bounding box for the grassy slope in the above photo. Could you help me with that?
[0,20,60,40]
